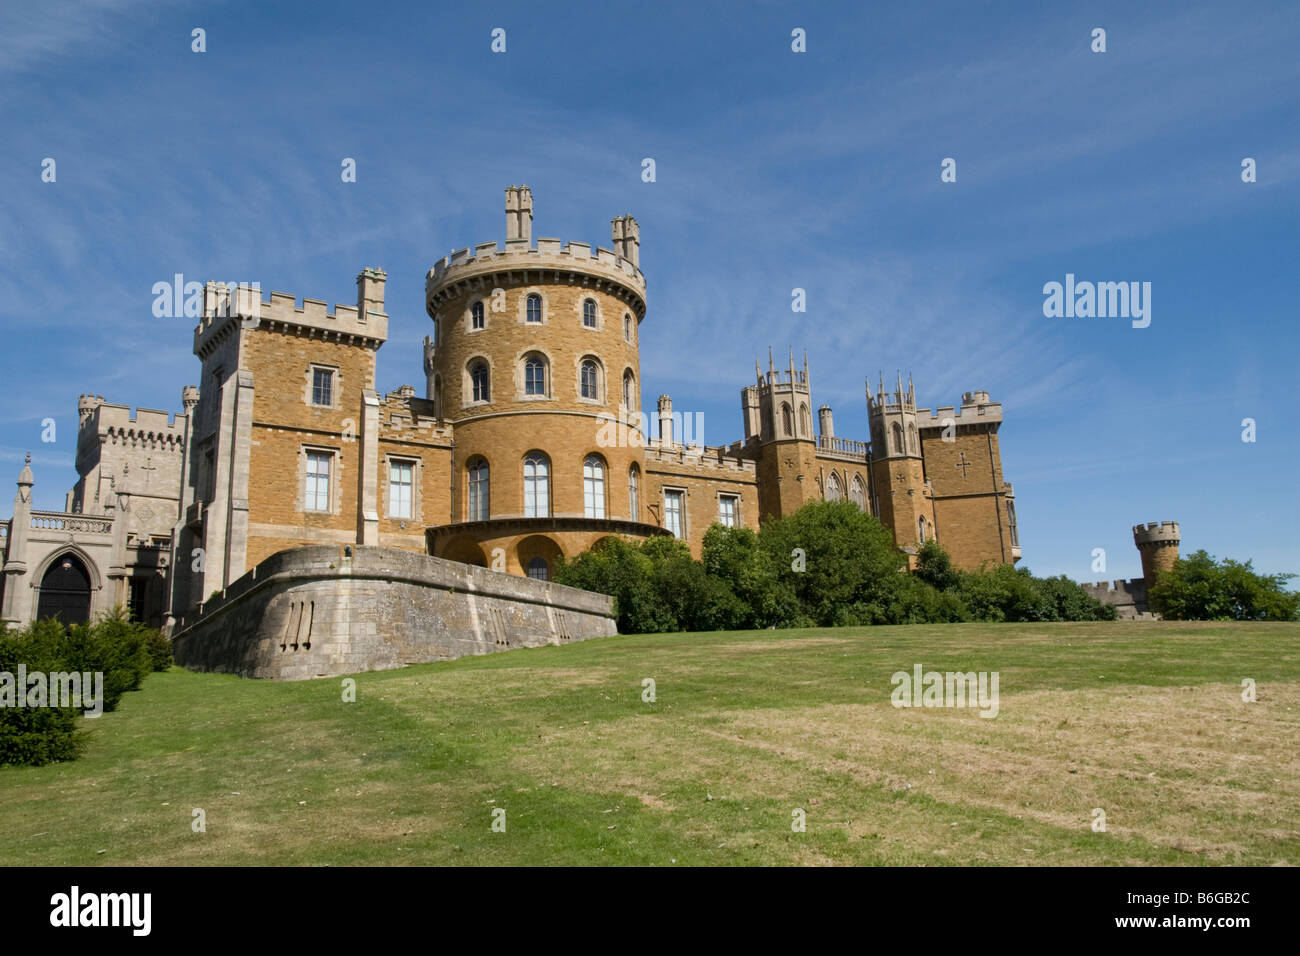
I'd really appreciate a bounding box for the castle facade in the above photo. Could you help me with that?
[1,187,1020,631]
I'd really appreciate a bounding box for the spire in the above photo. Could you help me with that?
[17,451,33,486]
[896,369,904,402]
[803,349,809,385]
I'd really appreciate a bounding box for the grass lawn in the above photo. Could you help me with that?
[0,620,1296,866]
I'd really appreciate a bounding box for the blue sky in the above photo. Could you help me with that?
[2,0,1296,585]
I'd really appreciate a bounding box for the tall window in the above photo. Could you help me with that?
[581,360,599,400]
[311,367,333,406]
[526,293,542,323]
[388,460,413,518]
[908,423,918,454]
[305,451,332,512]
[718,495,739,528]
[467,458,489,520]
[471,301,485,329]
[850,475,867,510]
[800,404,812,436]
[525,356,547,396]
[583,456,606,518]
[523,452,550,517]
[826,471,843,502]
[583,299,597,328]
[1007,501,1019,547]
[891,423,904,454]
[628,466,640,520]
[664,489,684,539]
[623,313,632,342]
[782,403,793,436]
[470,360,490,402]
[526,557,549,581]
[918,516,928,543]
[622,370,633,409]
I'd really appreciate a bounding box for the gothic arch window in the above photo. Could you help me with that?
[628,464,640,521]
[583,298,598,328]
[850,474,867,510]
[622,370,635,409]
[782,403,794,436]
[469,359,490,403]
[1007,501,1019,547]
[918,516,928,543]
[471,300,485,330]
[891,422,903,455]
[825,471,843,502]
[523,452,550,517]
[580,359,601,401]
[36,552,92,624]
[583,455,606,518]
[467,457,490,521]
[526,293,543,323]
[523,353,548,397]
[623,313,632,342]
[908,423,918,454]
[800,403,812,437]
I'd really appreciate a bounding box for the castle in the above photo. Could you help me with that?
[1,186,1021,639]
[1081,522,1182,620]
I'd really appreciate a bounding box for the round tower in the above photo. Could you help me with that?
[1133,521,1180,587]
[422,186,663,578]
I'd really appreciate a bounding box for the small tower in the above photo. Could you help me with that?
[1134,521,1180,589]
[868,372,935,554]
[504,185,533,246]
[357,267,387,320]
[750,349,819,520]
[657,394,675,445]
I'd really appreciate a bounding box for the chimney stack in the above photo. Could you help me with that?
[505,185,533,245]
[357,267,387,318]
[657,394,674,445]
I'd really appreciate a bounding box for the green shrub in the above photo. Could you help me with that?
[1149,550,1300,621]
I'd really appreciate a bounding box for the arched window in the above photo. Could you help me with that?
[526,557,549,581]
[467,458,490,521]
[800,403,812,436]
[918,516,928,543]
[526,293,542,323]
[583,299,597,328]
[471,301,485,330]
[782,403,794,436]
[622,370,634,409]
[583,455,606,518]
[908,423,918,454]
[826,471,843,502]
[470,360,490,403]
[1007,501,1019,547]
[524,354,547,396]
[850,475,866,510]
[523,452,550,518]
[891,422,903,455]
[37,552,92,624]
[623,313,632,342]
[581,360,600,400]
[628,465,640,520]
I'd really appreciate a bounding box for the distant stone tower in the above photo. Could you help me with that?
[1134,521,1180,588]
[746,350,819,520]
[868,372,936,554]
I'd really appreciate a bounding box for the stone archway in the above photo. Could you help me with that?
[36,552,92,624]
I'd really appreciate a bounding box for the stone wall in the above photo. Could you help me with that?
[170,545,616,680]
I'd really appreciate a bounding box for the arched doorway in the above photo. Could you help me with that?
[37,553,92,624]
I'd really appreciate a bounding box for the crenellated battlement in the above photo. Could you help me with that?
[645,440,757,477]
[1133,521,1180,543]
[194,282,388,357]
[917,390,1003,431]
[425,237,647,315]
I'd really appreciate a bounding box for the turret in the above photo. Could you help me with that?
[612,215,640,267]
[1134,521,1180,588]
[181,385,200,412]
[868,371,920,458]
[818,405,834,439]
[505,185,533,246]
[357,267,387,319]
[658,394,674,445]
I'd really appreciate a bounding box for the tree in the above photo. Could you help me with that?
[1148,550,1300,621]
